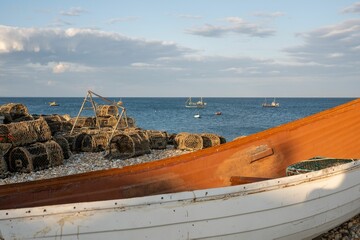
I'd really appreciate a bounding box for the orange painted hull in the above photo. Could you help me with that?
[1,98,360,210]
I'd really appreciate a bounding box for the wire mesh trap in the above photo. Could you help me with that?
[174,132,203,151]
[106,131,150,160]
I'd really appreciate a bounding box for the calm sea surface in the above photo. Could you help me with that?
[0,97,354,141]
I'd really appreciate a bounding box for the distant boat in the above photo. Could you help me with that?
[194,113,201,118]
[262,98,279,107]
[185,97,206,108]
[215,112,222,115]
[49,101,59,107]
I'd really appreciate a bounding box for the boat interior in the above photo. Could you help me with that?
[1,99,360,210]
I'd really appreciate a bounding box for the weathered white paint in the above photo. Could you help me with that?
[1,161,359,240]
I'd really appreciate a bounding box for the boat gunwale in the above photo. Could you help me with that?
[1,160,358,219]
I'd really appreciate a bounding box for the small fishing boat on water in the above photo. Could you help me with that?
[262,98,279,107]
[194,113,201,118]
[48,101,59,107]
[185,97,207,108]
[215,111,222,115]
[1,98,360,239]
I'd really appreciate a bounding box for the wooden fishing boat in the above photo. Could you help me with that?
[1,98,360,239]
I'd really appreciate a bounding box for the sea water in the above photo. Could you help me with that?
[0,97,354,141]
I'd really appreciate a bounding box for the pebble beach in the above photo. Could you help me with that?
[0,148,359,239]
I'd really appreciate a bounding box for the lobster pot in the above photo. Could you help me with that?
[167,133,177,145]
[107,132,150,160]
[81,133,109,152]
[69,133,88,152]
[8,142,49,173]
[11,114,34,122]
[286,158,354,176]
[69,117,96,128]
[145,130,168,149]
[96,105,119,117]
[98,116,118,127]
[174,133,203,151]
[0,103,29,123]
[44,140,64,167]
[43,114,68,123]
[200,133,221,149]
[117,117,136,129]
[47,121,73,135]
[219,136,227,144]
[0,118,51,147]
[53,135,72,159]
[0,157,7,178]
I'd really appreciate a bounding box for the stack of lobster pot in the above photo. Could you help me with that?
[96,105,119,128]
[34,114,73,135]
[174,132,227,151]
[69,117,96,129]
[0,118,65,175]
[0,103,33,123]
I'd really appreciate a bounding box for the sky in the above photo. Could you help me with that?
[0,0,359,97]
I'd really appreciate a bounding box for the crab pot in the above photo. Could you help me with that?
[43,114,68,123]
[70,133,88,152]
[107,132,150,160]
[81,133,109,152]
[11,114,34,122]
[69,117,96,128]
[174,132,203,151]
[96,105,119,117]
[167,133,177,145]
[0,103,29,123]
[97,116,118,127]
[44,140,64,167]
[47,121,73,135]
[0,118,51,147]
[145,130,168,149]
[117,117,136,129]
[8,142,49,173]
[53,135,72,159]
[200,133,221,149]
[219,136,227,144]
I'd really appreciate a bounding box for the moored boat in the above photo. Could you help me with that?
[48,101,59,107]
[1,98,360,239]
[185,97,207,108]
[262,98,279,107]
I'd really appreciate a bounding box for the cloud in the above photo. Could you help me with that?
[0,25,193,67]
[342,2,360,14]
[60,7,87,16]
[185,17,275,37]
[51,62,94,73]
[0,18,358,97]
[285,19,360,67]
